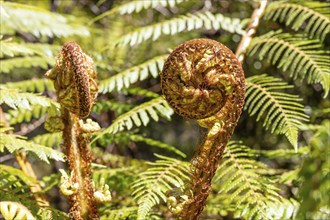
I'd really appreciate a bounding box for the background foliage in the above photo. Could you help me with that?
[0,0,329,219]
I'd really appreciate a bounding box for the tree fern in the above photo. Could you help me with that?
[0,2,89,38]
[95,97,174,140]
[212,141,298,220]
[131,154,190,220]
[99,55,166,94]
[248,32,330,97]
[112,11,245,47]
[263,1,330,41]
[0,56,54,74]
[5,78,54,93]
[245,74,309,150]
[7,104,48,125]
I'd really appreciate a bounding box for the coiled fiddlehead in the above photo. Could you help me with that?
[45,42,98,220]
[161,39,245,219]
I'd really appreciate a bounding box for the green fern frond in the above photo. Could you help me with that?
[92,0,186,24]
[7,104,47,125]
[248,32,330,96]
[264,1,330,41]
[113,11,245,47]
[213,141,297,220]
[0,165,35,186]
[5,78,54,93]
[0,133,65,163]
[124,87,160,98]
[245,74,309,150]
[94,97,174,140]
[131,154,190,220]
[0,86,54,110]
[0,2,89,38]
[100,206,138,220]
[92,100,133,115]
[99,55,167,93]
[130,134,186,158]
[32,132,62,148]
[0,201,35,220]
[0,56,54,74]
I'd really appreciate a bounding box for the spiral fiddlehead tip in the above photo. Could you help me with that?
[161,38,244,124]
[45,42,98,118]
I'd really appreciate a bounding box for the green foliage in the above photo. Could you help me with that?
[245,74,309,149]
[132,155,190,219]
[248,32,330,97]
[263,1,330,41]
[0,201,35,220]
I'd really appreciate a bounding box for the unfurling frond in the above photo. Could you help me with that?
[212,142,298,220]
[245,74,309,150]
[0,86,54,110]
[248,32,330,97]
[113,11,245,47]
[0,201,35,220]
[0,132,65,163]
[132,155,190,220]
[263,1,330,41]
[0,2,89,38]
[94,97,174,140]
[92,0,186,24]
[99,55,166,93]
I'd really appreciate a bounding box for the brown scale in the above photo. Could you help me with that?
[160,39,245,219]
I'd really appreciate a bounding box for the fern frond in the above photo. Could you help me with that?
[0,165,35,186]
[264,1,330,41]
[124,87,160,98]
[248,32,330,96]
[131,154,190,220]
[0,56,54,74]
[99,55,167,93]
[0,201,35,220]
[5,78,54,93]
[0,2,89,38]
[92,0,187,23]
[94,97,174,140]
[7,104,47,125]
[213,141,297,220]
[113,11,245,47]
[92,100,133,115]
[245,74,309,150]
[0,133,65,163]
[100,206,138,220]
[0,86,55,110]
[32,132,62,148]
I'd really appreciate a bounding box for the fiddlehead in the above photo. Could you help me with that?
[45,42,99,220]
[161,39,245,219]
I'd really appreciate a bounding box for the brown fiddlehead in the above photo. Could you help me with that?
[161,39,245,219]
[45,42,98,219]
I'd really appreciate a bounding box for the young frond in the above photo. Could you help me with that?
[0,86,54,110]
[0,201,35,220]
[0,2,89,38]
[32,132,62,148]
[263,1,330,41]
[92,0,186,23]
[99,55,166,93]
[5,78,54,93]
[0,133,65,163]
[100,207,138,220]
[248,32,330,97]
[113,11,245,47]
[131,154,190,220]
[213,141,298,220]
[94,97,174,140]
[245,74,309,150]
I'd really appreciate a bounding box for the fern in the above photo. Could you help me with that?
[263,1,330,41]
[0,56,54,74]
[5,78,54,93]
[92,0,187,23]
[245,74,309,150]
[112,11,245,47]
[31,132,62,148]
[0,165,35,186]
[0,86,55,110]
[92,100,133,115]
[99,55,166,93]
[131,154,190,220]
[99,206,138,220]
[248,32,330,97]
[212,141,298,220]
[0,2,89,38]
[0,132,65,163]
[94,97,174,140]
[7,104,48,125]
[0,201,35,220]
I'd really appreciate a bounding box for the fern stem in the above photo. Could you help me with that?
[235,0,268,62]
[161,39,245,219]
